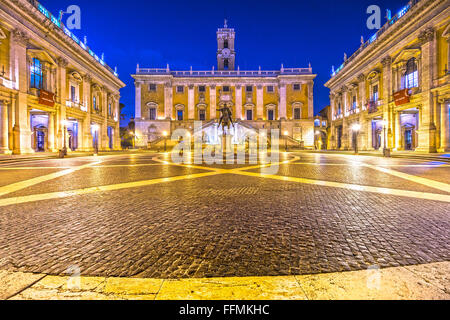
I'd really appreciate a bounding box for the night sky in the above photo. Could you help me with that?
[42,0,407,125]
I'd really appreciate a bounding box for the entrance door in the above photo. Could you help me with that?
[404,129,413,150]
[107,127,113,149]
[337,126,342,149]
[36,130,45,151]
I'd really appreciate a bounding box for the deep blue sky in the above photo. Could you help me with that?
[43,0,406,125]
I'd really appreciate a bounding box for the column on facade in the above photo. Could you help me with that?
[416,27,437,152]
[81,74,92,151]
[135,81,142,119]
[55,57,68,150]
[101,89,109,150]
[114,98,121,150]
[47,111,56,151]
[11,29,33,154]
[367,119,373,150]
[381,56,393,149]
[394,111,402,151]
[235,85,242,120]
[328,93,335,149]
[164,82,172,119]
[0,100,10,153]
[210,85,216,119]
[279,84,287,120]
[256,85,263,120]
[358,114,366,150]
[188,85,195,120]
[342,118,348,150]
[439,100,449,152]
[357,74,366,109]
[307,82,314,118]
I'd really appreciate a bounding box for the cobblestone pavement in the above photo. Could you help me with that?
[0,152,448,280]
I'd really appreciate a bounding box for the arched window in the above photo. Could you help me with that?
[30,58,43,89]
[224,39,229,49]
[405,58,418,88]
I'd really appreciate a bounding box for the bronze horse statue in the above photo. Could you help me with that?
[217,106,234,131]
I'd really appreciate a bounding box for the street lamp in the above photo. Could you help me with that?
[283,130,289,152]
[92,124,99,156]
[381,119,390,157]
[351,123,361,154]
[61,119,68,157]
[162,130,168,152]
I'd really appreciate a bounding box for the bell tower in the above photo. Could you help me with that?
[217,19,236,70]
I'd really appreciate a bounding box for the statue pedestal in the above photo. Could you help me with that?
[221,133,233,159]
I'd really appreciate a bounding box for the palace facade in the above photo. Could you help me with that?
[132,22,316,148]
[325,0,449,153]
[0,0,125,154]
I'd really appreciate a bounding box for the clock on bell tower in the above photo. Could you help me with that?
[217,19,236,70]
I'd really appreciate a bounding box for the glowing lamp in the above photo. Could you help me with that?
[351,123,361,132]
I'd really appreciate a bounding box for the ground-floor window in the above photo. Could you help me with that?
[199,109,206,121]
[177,110,183,121]
[246,109,253,120]
[149,108,156,120]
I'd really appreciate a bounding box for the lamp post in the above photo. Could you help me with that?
[92,124,99,156]
[62,119,68,156]
[382,119,390,157]
[162,130,168,152]
[283,130,288,152]
[351,123,361,154]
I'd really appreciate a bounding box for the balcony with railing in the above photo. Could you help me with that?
[66,99,87,112]
[367,99,383,113]
[136,66,312,77]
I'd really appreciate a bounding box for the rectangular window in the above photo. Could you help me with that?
[70,85,77,102]
[224,39,229,49]
[198,85,206,92]
[224,59,229,69]
[30,58,43,89]
[352,96,357,109]
[176,86,184,93]
[93,96,97,110]
[294,108,301,120]
[266,86,274,93]
[268,109,274,121]
[222,86,230,92]
[199,109,206,121]
[406,71,418,89]
[373,85,379,101]
[149,84,157,92]
[246,109,253,120]
[108,103,112,115]
[177,110,183,121]
[246,85,253,92]
[149,108,156,120]
[293,84,301,91]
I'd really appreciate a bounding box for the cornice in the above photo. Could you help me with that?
[3,0,124,90]
[325,0,445,88]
